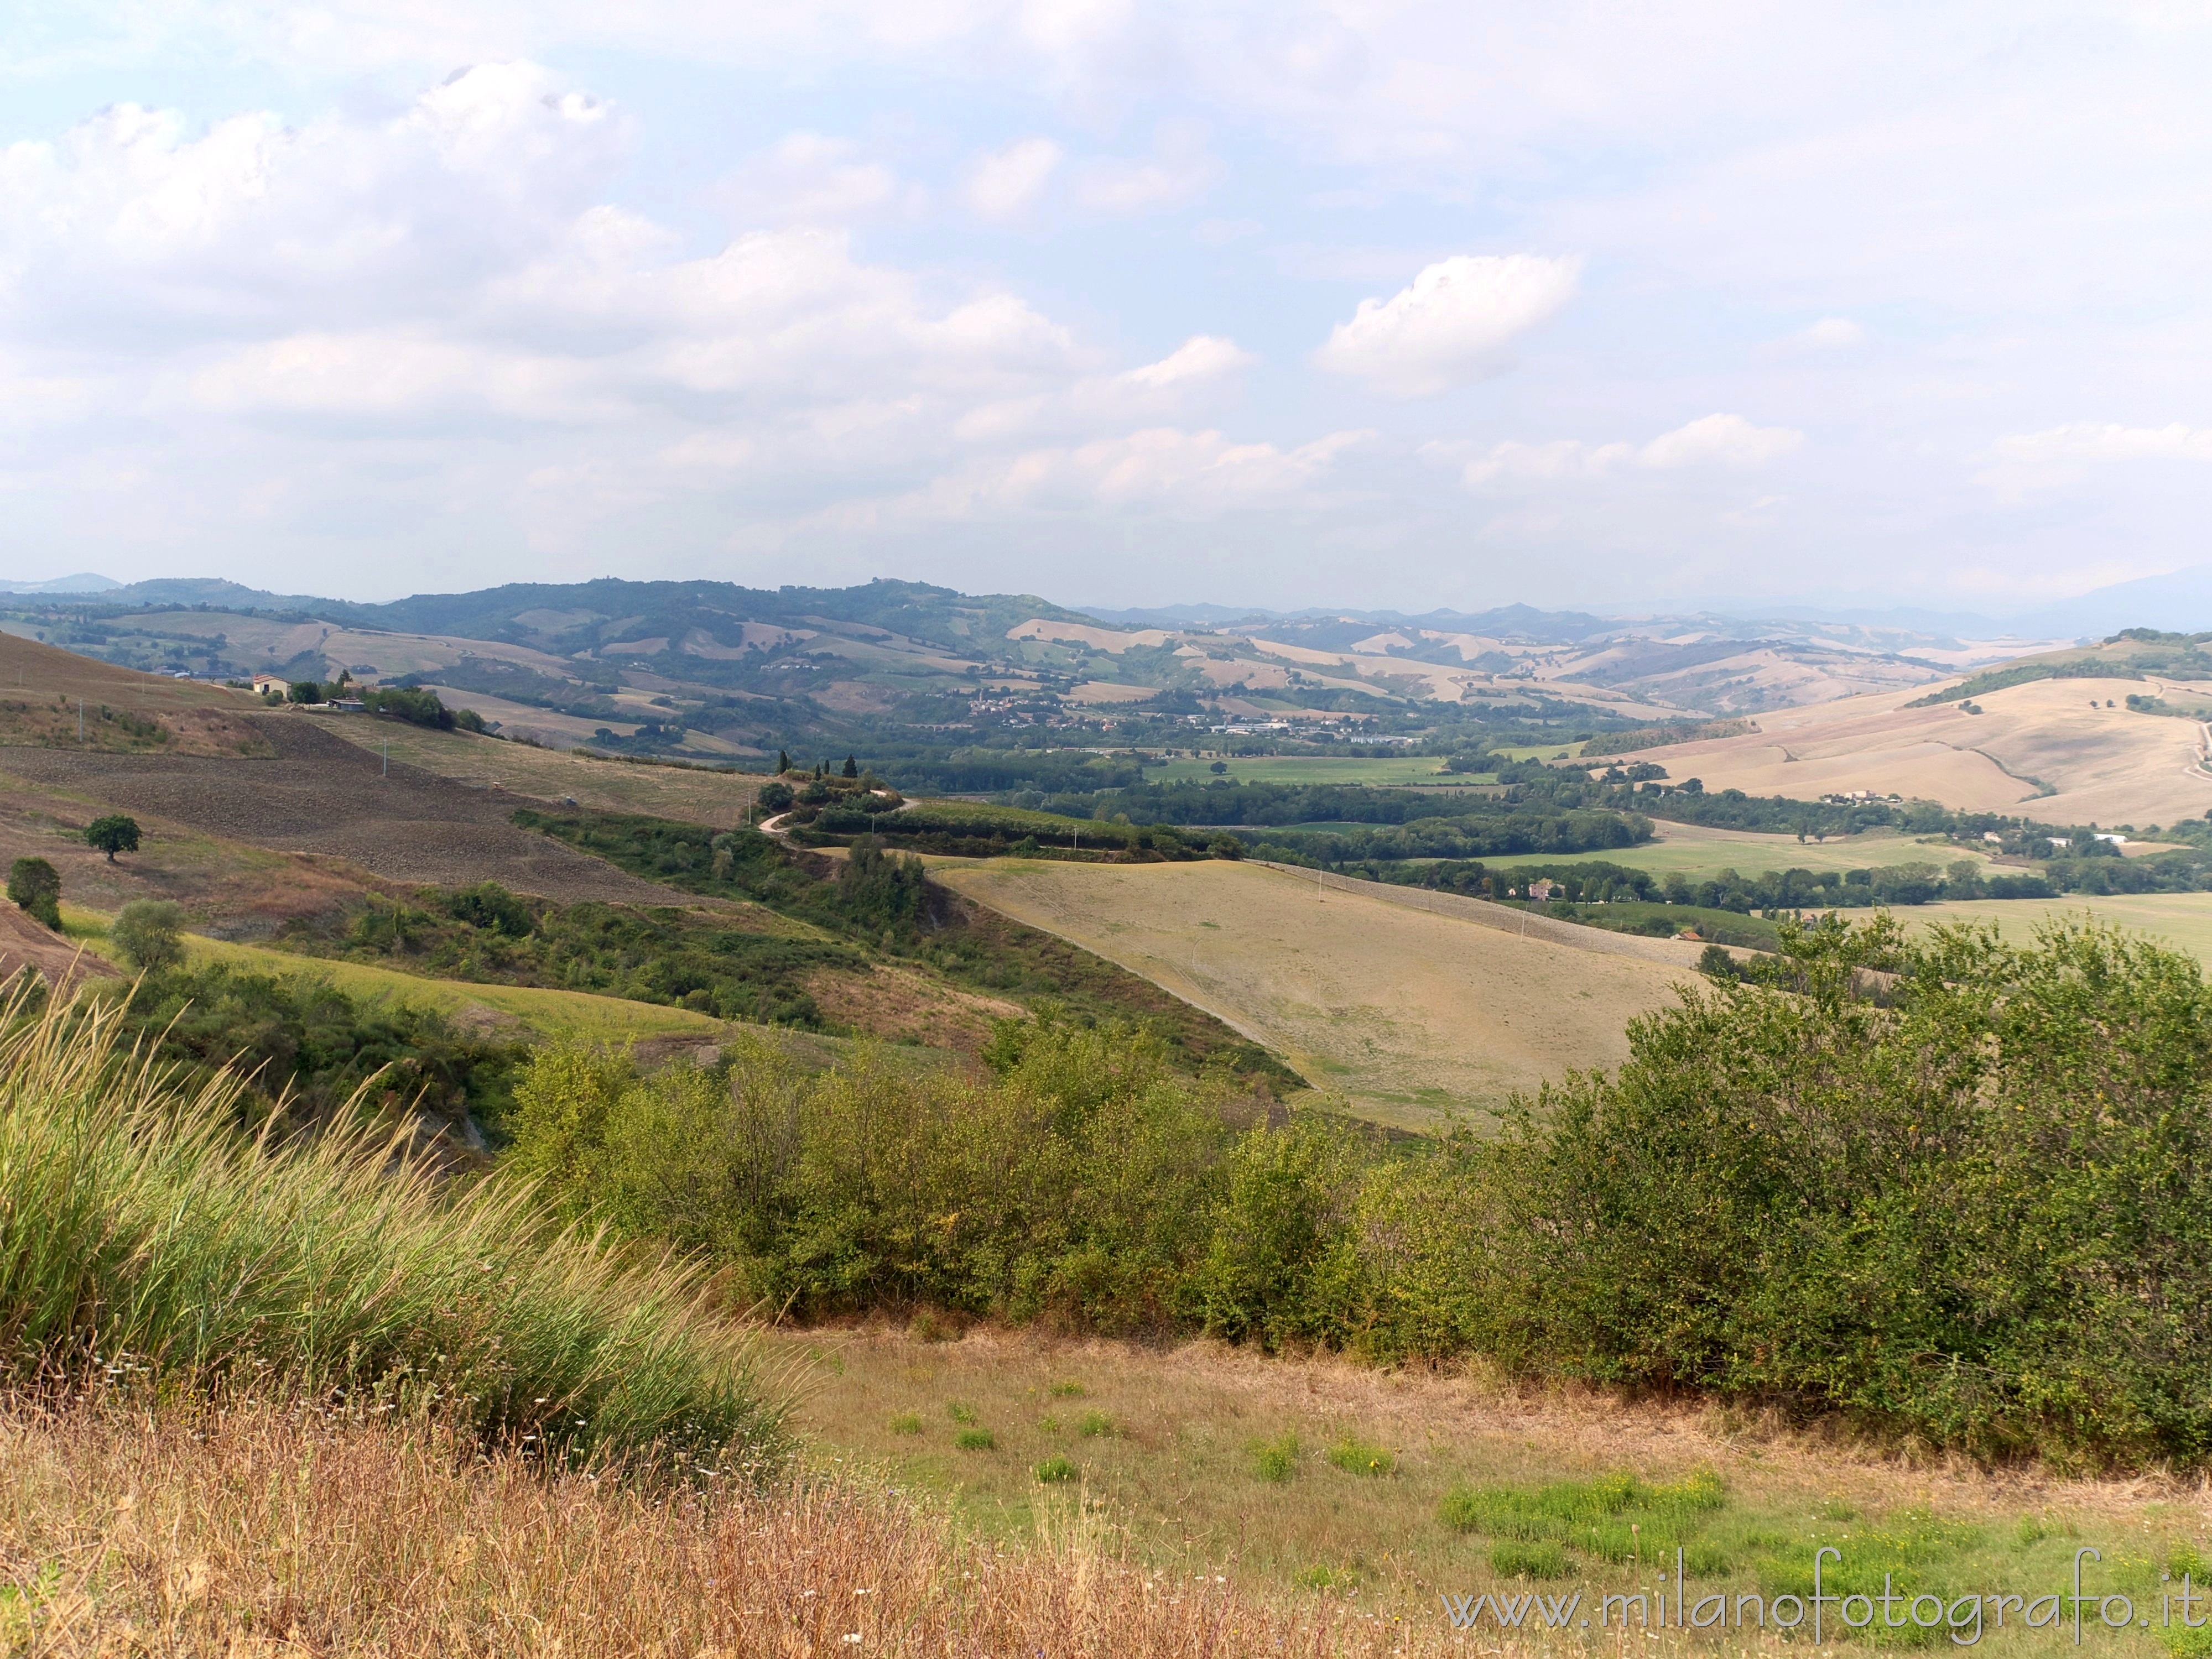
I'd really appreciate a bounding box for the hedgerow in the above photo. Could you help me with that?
[504,915,2212,1468]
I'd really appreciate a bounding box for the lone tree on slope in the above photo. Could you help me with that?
[6,857,61,929]
[85,815,141,862]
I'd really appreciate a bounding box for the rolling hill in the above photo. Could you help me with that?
[0,577,2096,766]
[1620,633,2212,828]
[931,858,1707,1128]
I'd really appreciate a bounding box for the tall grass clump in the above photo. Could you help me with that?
[0,990,786,1472]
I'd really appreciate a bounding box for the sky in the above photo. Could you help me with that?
[4,3,2211,614]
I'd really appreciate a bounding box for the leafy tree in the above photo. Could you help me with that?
[842,754,859,778]
[287,680,322,704]
[111,898,185,972]
[84,815,141,862]
[361,686,455,729]
[777,749,792,774]
[756,781,794,813]
[7,856,61,929]
[1696,942,1741,982]
[443,881,533,937]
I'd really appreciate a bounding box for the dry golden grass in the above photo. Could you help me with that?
[934,859,1695,1128]
[0,1398,1479,1657]
[0,633,268,755]
[1625,677,2212,826]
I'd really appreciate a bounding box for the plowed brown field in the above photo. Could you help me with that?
[0,717,681,904]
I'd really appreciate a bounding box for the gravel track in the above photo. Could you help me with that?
[0,717,685,905]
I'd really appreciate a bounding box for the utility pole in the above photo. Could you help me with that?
[382,739,388,777]
[77,699,84,742]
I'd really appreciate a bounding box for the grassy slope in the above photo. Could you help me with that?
[931,859,1693,1129]
[777,1322,2206,1648]
[519,807,1301,1084]
[1459,821,2001,878]
[318,716,764,826]
[1903,891,2212,967]
[1153,755,1473,786]
[63,905,722,1042]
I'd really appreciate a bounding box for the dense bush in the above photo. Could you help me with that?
[285,883,854,1031]
[103,961,524,1123]
[111,898,186,971]
[506,916,2212,1467]
[7,855,61,929]
[1468,915,2212,1465]
[361,686,456,729]
[506,1019,1265,1331]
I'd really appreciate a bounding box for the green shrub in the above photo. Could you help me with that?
[110,899,185,972]
[7,856,61,930]
[1472,916,2212,1465]
[1324,1436,1394,1477]
[1489,1541,1573,1579]
[361,686,455,729]
[1251,1432,1300,1483]
[888,1412,923,1436]
[0,989,785,1473]
[955,1428,996,1452]
[491,911,2212,1470]
[1033,1456,1077,1483]
[112,961,519,1123]
[1077,1411,1118,1439]
[947,1401,977,1425]
[1048,1379,1086,1398]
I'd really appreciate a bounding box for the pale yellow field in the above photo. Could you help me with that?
[933,859,1700,1128]
[1625,676,2212,825]
[1904,891,2212,967]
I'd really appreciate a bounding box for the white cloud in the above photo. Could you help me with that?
[1989,422,2212,465]
[1439,414,1803,487]
[1313,254,1580,398]
[717,133,921,227]
[964,137,1063,221]
[1117,335,1253,390]
[1637,413,1804,469]
[1976,422,2212,499]
[1073,121,1222,215]
[1785,317,1867,352]
[842,425,1370,524]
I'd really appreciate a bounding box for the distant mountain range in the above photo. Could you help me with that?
[15,562,2212,639]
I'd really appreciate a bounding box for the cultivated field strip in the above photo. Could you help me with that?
[0,716,688,904]
[1248,861,1711,965]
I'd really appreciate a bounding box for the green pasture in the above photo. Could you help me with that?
[1153,755,1468,785]
[1479,826,2001,880]
[61,907,721,1041]
[1904,891,2212,969]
